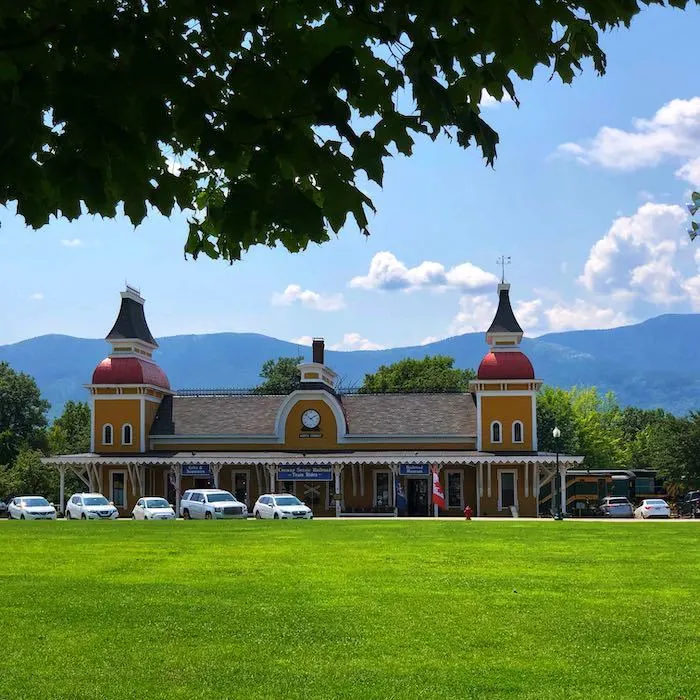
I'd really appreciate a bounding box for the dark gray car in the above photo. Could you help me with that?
[598,496,634,518]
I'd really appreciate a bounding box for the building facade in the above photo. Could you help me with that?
[45,284,582,516]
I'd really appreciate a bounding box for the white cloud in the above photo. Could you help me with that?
[578,203,687,305]
[290,336,313,346]
[480,89,513,108]
[350,252,498,293]
[544,300,633,332]
[677,156,700,187]
[329,333,385,351]
[30,293,44,301]
[515,299,542,331]
[448,295,496,335]
[61,238,82,247]
[272,284,345,312]
[420,336,440,346]
[557,97,700,170]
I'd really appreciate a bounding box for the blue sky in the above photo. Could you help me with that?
[1,4,700,349]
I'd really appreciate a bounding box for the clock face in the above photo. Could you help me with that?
[301,409,321,430]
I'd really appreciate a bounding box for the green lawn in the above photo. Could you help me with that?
[0,521,698,700]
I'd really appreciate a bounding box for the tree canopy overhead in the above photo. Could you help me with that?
[2,1,692,261]
[360,356,475,393]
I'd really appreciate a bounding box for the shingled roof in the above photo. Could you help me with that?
[150,392,477,437]
[106,294,158,346]
[487,285,523,335]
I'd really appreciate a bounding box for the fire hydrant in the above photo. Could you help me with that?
[464,505,473,520]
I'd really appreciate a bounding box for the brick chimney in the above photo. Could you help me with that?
[298,337,337,391]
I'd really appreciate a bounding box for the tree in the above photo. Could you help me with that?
[255,356,302,394]
[0,447,58,502]
[48,401,91,455]
[0,362,49,466]
[2,1,691,261]
[360,356,474,393]
[536,386,579,456]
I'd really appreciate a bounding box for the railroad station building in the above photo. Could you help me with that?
[44,284,582,517]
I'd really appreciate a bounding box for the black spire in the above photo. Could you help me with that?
[487,285,523,335]
[106,287,158,347]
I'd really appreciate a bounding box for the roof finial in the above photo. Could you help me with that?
[497,255,511,284]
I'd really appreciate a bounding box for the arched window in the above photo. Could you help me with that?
[491,421,502,443]
[512,420,524,443]
[103,424,113,445]
[122,424,133,446]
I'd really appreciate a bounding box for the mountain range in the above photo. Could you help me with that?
[1,313,699,419]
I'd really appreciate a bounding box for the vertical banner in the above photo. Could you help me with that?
[432,465,445,517]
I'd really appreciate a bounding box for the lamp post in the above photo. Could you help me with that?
[552,426,563,520]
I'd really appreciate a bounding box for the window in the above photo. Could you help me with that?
[103,424,113,445]
[374,470,392,507]
[498,470,517,511]
[122,424,133,446]
[512,421,523,443]
[491,421,502,443]
[110,471,126,508]
[446,471,463,509]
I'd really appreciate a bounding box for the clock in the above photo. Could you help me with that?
[301,409,321,430]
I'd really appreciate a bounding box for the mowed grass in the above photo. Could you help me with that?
[0,522,698,700]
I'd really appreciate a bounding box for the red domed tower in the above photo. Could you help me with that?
[470,282,541,452]
[88,286,171,455]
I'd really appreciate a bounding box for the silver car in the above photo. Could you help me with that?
[180,489,247,519]
[598,496,633,518]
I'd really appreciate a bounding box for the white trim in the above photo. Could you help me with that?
[487,462,492,497]
[109,469,128,508]
[512,420,524,444]
[86,385,171,398]
[531,394,538,451]
[139,397,146,452]
[497,468,518,511]
[445,469,464,510]
[102,423,114,446]
[89,396,95,453]
[471,390,540,397]
[121,423,133,446]
[149,433,477,446]
[373,469,393,507]
[476,394,482,451]
[524,460,529,498]
[490,420,502,444]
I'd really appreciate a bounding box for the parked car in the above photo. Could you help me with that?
[65,493,119,520]
[0,500,7,517]
[132,497,176,520]
[597,496,634,518]
[7,496,57,520]
[180,489,247,519]
[253,493,313,520]
[634,498,671,519]
[677,490,700,518]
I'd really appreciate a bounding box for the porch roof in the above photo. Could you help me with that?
[42,450,584,468]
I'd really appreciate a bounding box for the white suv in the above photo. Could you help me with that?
[65,493,119,520]
[180,489,248,519]
[7,496,57,520]
[253,494,313,519]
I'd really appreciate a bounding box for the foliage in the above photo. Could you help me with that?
[0,361,49,466]
[360,356,474,393]
[688,191,700,242]
[48,400,91,455]
[0,447,58,501]
[1,522,698,699]
[2,2,694,261]
[536,386,580,455]
[254,356,302,395]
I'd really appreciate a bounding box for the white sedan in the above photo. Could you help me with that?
[132,497,176,520]
[253,494,313,520]
[634,498,671,519]
[7,496,57,520]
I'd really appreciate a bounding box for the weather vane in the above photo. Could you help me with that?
[497,255,511,283]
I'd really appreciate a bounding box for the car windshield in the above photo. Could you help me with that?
[207,493,235,503]
[84,496,109,506]
[145,498,170,508]
[22,497,50,507]
[608,498,629,504]
[647,499,667,505]
[275,496,303,506]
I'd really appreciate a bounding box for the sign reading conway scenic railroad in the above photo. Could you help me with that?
[399,465,430,476]
[278,467,333,481]
[182,465,212,476]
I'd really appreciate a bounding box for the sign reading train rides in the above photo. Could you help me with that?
[278,467,333,481]
[399,464,430,476]
[182,465,212,476]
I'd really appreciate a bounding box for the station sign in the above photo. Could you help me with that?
[182,465,212,476]
[278,467,333,481]
[399,464,430,476]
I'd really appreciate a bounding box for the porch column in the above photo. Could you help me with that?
[559,464,567,514]
[524,460,529,498]
[476,462,482,517]
[211,464,221,489]
[268,466,275,492]
[59,466,66,515]
[334,466,342,518]
[487,462,492,498]
[172,464,182,515]
[534,463,540,517]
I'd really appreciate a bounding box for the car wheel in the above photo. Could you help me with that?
[131,514,136,520]
[273,512,279,519]
[20,514,25,520]
[65,511,71,520]
[205,511,212,520]
[255,511,261,519]
[183,509,190,520]
[81,513,86,520]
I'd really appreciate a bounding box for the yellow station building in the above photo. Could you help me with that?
[45,284,582,517]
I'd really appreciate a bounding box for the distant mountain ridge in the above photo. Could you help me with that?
[2,313,700,418]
